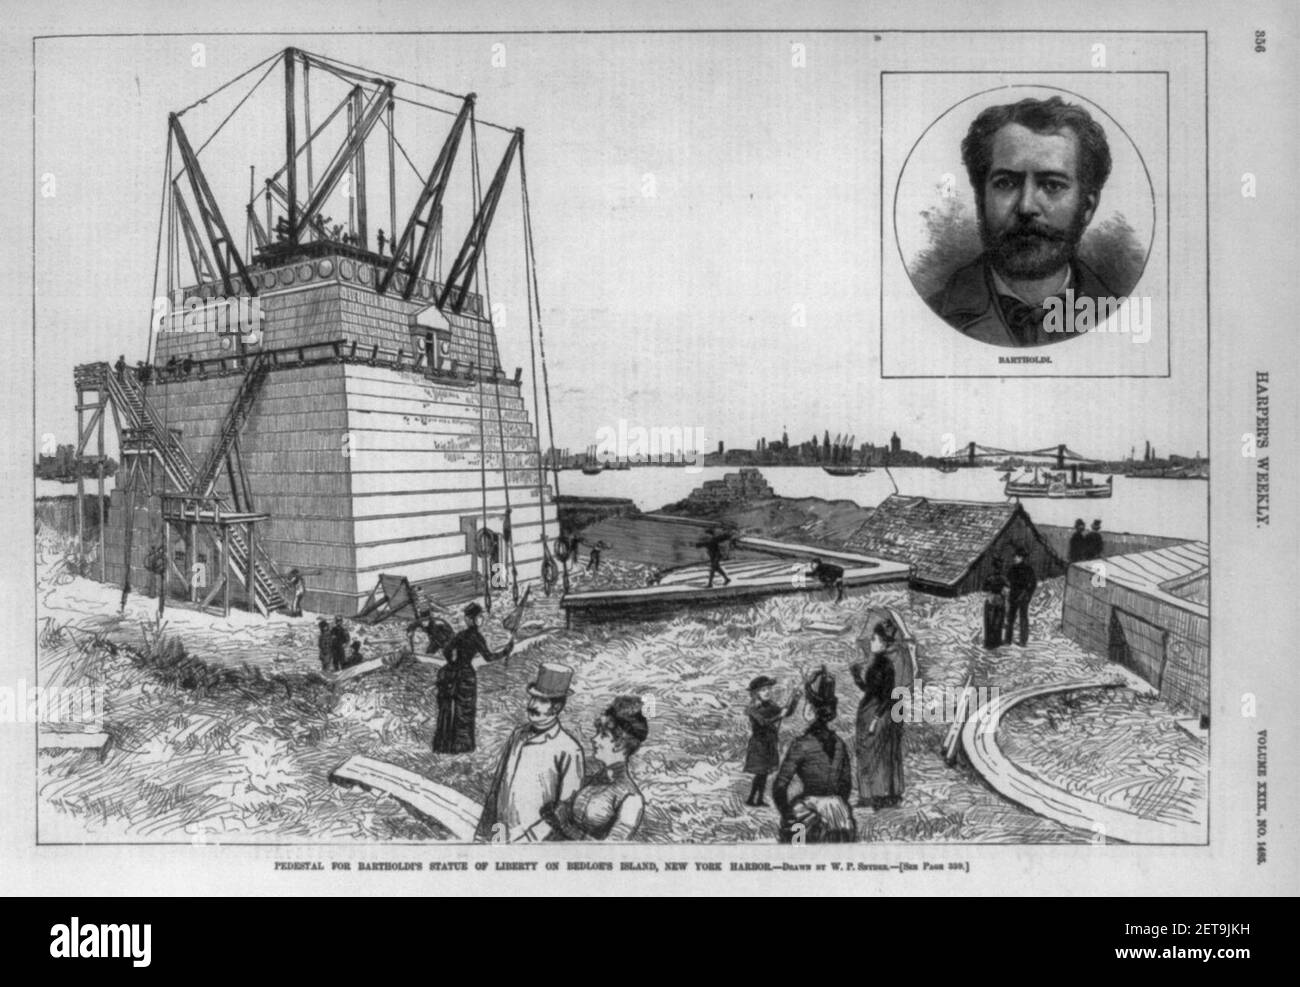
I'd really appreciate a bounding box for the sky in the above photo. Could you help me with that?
[33,32,1208,463]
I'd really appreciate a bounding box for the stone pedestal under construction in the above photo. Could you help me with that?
[99,250,557,616]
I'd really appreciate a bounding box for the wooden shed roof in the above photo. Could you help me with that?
[847,495,1054,589]
[1083,541,1209,618]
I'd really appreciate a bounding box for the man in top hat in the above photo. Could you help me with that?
[1083,518,1105,561]
[475,662,585,843]
[1067,518,1088,563]
[433,601,513,754]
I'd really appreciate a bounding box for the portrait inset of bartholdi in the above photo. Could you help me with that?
[888,82,1160,366]
[926,96,1139,347]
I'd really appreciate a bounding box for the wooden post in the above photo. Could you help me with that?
[246,521,257,614]
[284,48,298,243]
[161,519,170,617]
[387,98,396,253]
[352,86,368,249]
[75,388,85,554]
[303,59,313,199]
[222,525,232,617]
[97,395,106,581]
[186,520,196,603]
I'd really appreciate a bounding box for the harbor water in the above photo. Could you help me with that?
[557,466,1208,541]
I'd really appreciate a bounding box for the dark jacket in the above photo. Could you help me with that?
[1082,531,1104,560]
[1068,531,1089,563]
[328,624,350,669]
[743,697,793,774]
[317,625,331,669]
[983,571,1008,599]
[695,532,731,562]
[1006,560,1038,601]
[926,255,1116,347]
[773,723,855,842]
[810,560,844,586]
[409,616,455,654]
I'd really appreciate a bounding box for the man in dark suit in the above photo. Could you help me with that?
[328,616,350,672]
[1083,519,1105,560]
[927,96,1116,347]
[1003,548,1038,647]
[1067,518,1089,562]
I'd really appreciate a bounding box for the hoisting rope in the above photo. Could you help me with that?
[470,113,520,604]
[469,107,493,614]
[391,93,516,137]
[518,140,561,594]
[145,134,172,367]
[135,131,177,612]
[519,143,562,510]
[376,113,426,182]
[192,56,281,159]
[305,52,465,104]
[174,49,282,118]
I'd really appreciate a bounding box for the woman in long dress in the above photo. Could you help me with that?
[982,558,1008,649]
[432,602,512,754]
[852,619,906,809]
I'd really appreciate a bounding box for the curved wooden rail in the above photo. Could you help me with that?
[961,678,1206,844]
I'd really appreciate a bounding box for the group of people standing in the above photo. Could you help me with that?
[420,601,649,842]
[316,616,366,672]
[744,617,913,843]
[116,353,200,385]
[1068,518,1106,563]
[981,547,1039,649]
[474,664,649,842]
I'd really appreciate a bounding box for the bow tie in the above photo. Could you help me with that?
[996,294,1055,346]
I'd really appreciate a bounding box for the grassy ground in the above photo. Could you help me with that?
[35,531,1199,845]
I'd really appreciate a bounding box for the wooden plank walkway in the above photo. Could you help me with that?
[961,678,1205,844]
[39,730,111,760]
[560,537,910,626]
[324,658,387,684]
[330,755,482,841]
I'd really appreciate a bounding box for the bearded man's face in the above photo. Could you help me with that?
[978,123,1098,280]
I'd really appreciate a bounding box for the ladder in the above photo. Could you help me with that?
[83,362,286,613]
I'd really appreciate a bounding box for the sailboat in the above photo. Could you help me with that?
[581,444,604,475]
[822,433,871,476]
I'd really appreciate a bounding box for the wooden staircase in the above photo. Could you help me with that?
[81,361,286,614]
[193,352,270,497]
